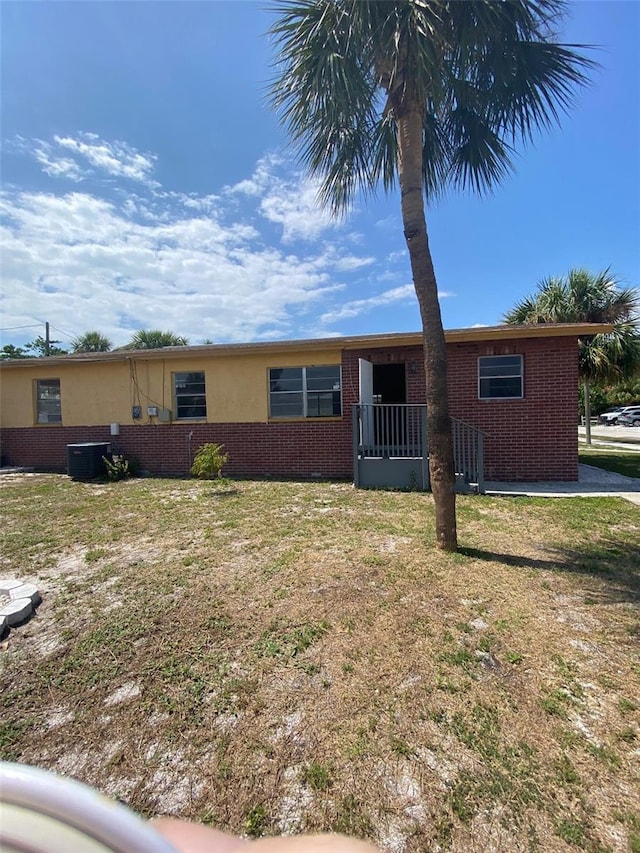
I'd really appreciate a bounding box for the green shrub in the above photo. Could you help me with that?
[190,443,229,480]
[103,454,133,481]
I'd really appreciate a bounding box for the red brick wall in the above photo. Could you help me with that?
[446,337,578,481]
[0,420,353,478]
[344,335,578,481]
[0,335,578,481]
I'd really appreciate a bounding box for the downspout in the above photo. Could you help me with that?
[187,431,193,472]
[583,378,592,446]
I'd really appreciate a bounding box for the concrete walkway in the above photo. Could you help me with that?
[578,424,640,451]
[486,426,640,503]
[486,463,640,506]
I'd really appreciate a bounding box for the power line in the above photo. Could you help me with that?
[49,325,77,343]
[0,324,42,331]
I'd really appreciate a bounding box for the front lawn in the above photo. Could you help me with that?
[1,475,639,852]
[579,446,640,479]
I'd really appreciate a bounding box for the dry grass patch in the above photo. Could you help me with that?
[1,474,639,852]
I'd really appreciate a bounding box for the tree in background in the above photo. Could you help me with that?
[24,336,68,357]
[0,344,30,360]
[505,268,640,444]
[125,330,189,349]
[71,331,113,353]
[601,377,640,407]
[269,0,592,550]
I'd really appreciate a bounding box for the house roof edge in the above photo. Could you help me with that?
[0,322,613,368]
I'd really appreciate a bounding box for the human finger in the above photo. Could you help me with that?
[152,819,378,853]
[151,818,248,852]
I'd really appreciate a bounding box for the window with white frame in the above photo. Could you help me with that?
[174,371,207,419]
[36,379,62,423]
[478,355,523,399]
[269,365,341,418]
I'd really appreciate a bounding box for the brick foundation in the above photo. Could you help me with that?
[0,420,353,479]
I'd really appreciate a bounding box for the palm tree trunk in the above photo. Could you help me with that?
[583,378,592,446]
[395,105,457,551]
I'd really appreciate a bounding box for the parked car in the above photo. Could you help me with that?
[617,406,640,427]
[599,407,625,424]
[599,405,640,425]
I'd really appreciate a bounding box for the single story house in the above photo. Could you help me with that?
[0,323,606,488]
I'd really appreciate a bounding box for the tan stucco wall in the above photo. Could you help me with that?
[0,348,343,428]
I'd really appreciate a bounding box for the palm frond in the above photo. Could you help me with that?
[269,0,380,212]
[268,0,594,209]
[506,267,640,382]
[579,323,640,383]
[445,104,514,194]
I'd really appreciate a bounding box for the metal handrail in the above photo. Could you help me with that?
[357,403,425,458]
[451,416,485,494]
[353,404,485,493]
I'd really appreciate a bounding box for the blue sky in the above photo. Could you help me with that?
[1,1,638,350]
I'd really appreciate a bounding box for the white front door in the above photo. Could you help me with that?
[358,358,374,448]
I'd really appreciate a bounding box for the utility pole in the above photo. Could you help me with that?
[45,322,50,357]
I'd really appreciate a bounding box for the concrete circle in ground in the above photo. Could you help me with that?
[0,579,25,595]
[0,598,33,627]
[9,584,42,606]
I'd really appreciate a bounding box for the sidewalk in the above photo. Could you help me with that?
[486,463,640,506]
[578,424,640,451]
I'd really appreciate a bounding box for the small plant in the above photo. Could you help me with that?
[555,818,585,847]
[554,754,580,785]
[190,443,229,480]
[103,454,132,481]
[332,794,374,838]
[85,548,109,563]
[586,742,621,768]
[617,727,637,743]
[0,719,35,761]
[619,697,638,714]
[540,692,568,718]
[244,804,267,838]
[303,761,333,791]
[390,737,415,758]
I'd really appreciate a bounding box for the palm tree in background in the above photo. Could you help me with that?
[125,330,189,349]
[505,268,640,444]
[71,331,113,353]
[269,0,592,550]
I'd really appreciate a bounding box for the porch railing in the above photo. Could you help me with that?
[452,416,485,494]
[356,403,426,458]
[353,403,485,493]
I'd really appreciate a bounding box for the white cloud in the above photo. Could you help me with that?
[33,148,87,182]
[320,284,454,325]
[226,156,337,243]
[1,134,406,347]
[0,186,355,346]
[320,284,416,323]
[14,133,159,187]
[225,154,282,198]
[260,177,336,242]
[332,254,375,272]
[375,215,397,230]
[53,133,158,185]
